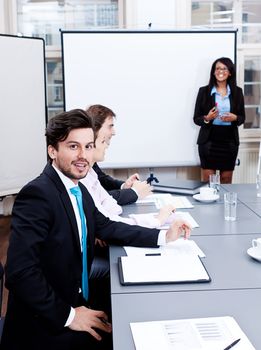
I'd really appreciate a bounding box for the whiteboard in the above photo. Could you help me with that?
[0,35,47,196]
[61,30,236,168]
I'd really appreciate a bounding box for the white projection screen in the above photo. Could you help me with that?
[0,35,47,196]
[61,30,236,168]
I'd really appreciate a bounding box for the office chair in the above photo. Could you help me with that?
[0,261,5,340]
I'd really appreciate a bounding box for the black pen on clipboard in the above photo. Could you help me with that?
[145,253,161,256]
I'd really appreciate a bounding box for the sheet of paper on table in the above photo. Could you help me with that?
[130,316,255,350]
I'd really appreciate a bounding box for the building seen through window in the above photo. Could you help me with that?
[17,0,119,119]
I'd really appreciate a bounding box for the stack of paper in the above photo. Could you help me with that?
[124,238,205,258]
[130,316,255,350]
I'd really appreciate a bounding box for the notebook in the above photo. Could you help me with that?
[153,180,207,195]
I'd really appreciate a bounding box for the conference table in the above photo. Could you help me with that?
[110,184,261,350]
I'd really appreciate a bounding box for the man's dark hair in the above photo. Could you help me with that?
[86,104,115,133]
[45,108,94,150]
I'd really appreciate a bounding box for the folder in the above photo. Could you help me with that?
[153,180,207,195]
[118,254,211,285]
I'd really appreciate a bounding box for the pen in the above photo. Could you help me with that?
[223,338,241,350]
[101,318,111,326]
[145,253,161,256]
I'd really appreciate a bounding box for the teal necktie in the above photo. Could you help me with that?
[70,186,88,301]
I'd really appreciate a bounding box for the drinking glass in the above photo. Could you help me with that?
[209,174,220,193]
[256,174,261,197]
[224,192,237,221]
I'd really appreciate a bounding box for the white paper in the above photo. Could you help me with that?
[124,238,205,258]
[120,254,209,283]
[129,211,199,230]
[130,316,255,350]
[136,193,194,209]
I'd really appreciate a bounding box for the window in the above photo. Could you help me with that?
[244,55,261,128]
[16,0,120,118]
[242,0,261,44]
[191,0,261,132]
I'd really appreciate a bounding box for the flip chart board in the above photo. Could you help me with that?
[0,34,47,196]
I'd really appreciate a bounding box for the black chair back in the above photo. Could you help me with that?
[0,261,4,341]
[0,262,3,316]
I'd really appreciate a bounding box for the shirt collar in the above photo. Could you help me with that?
[211,85,231,96]
[81,168,97,189]
[52,164,78,191]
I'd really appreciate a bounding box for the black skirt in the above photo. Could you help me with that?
[198,125,238,171]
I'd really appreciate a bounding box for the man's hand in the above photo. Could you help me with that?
[132,180,152,199]
[122,173,140,189]
[95,238,107,248]
[165,219,191,243]
[69,306,112,340]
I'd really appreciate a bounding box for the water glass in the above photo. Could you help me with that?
[224,192,237,221]
[256,174,261,197]
[209,174,220,193]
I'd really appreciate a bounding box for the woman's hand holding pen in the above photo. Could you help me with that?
[69,306,112,340]
[165,219,191,243]
[205,106,219,122]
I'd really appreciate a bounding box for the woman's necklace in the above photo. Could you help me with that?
[217,87,227,97]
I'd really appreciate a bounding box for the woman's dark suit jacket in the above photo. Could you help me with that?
[193,85,245,145]
[1,163,159,350]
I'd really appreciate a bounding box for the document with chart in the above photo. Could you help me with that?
[130,316,255,350]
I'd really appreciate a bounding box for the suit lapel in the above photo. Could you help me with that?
[43,163,82,253]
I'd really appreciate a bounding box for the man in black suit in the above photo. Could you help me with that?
[0,109,191,350]
[87,104,152,205]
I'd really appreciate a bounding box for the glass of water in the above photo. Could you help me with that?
[209,173,220,193]
[256,174,261,197]
[224,192,237,221]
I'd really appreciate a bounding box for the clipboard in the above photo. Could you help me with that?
[118,254,211,286]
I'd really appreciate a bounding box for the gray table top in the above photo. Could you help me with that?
[122,201,261,236]
[111,184,261,350]
[110,233,261,295]
[221,183,261,203]
[111,288,261,350]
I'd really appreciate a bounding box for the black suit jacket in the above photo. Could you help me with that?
[93,162,138,205]
[193,85,245,145]
[1,163,159,349]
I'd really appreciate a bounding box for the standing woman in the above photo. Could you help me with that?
[193,57,245,183]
